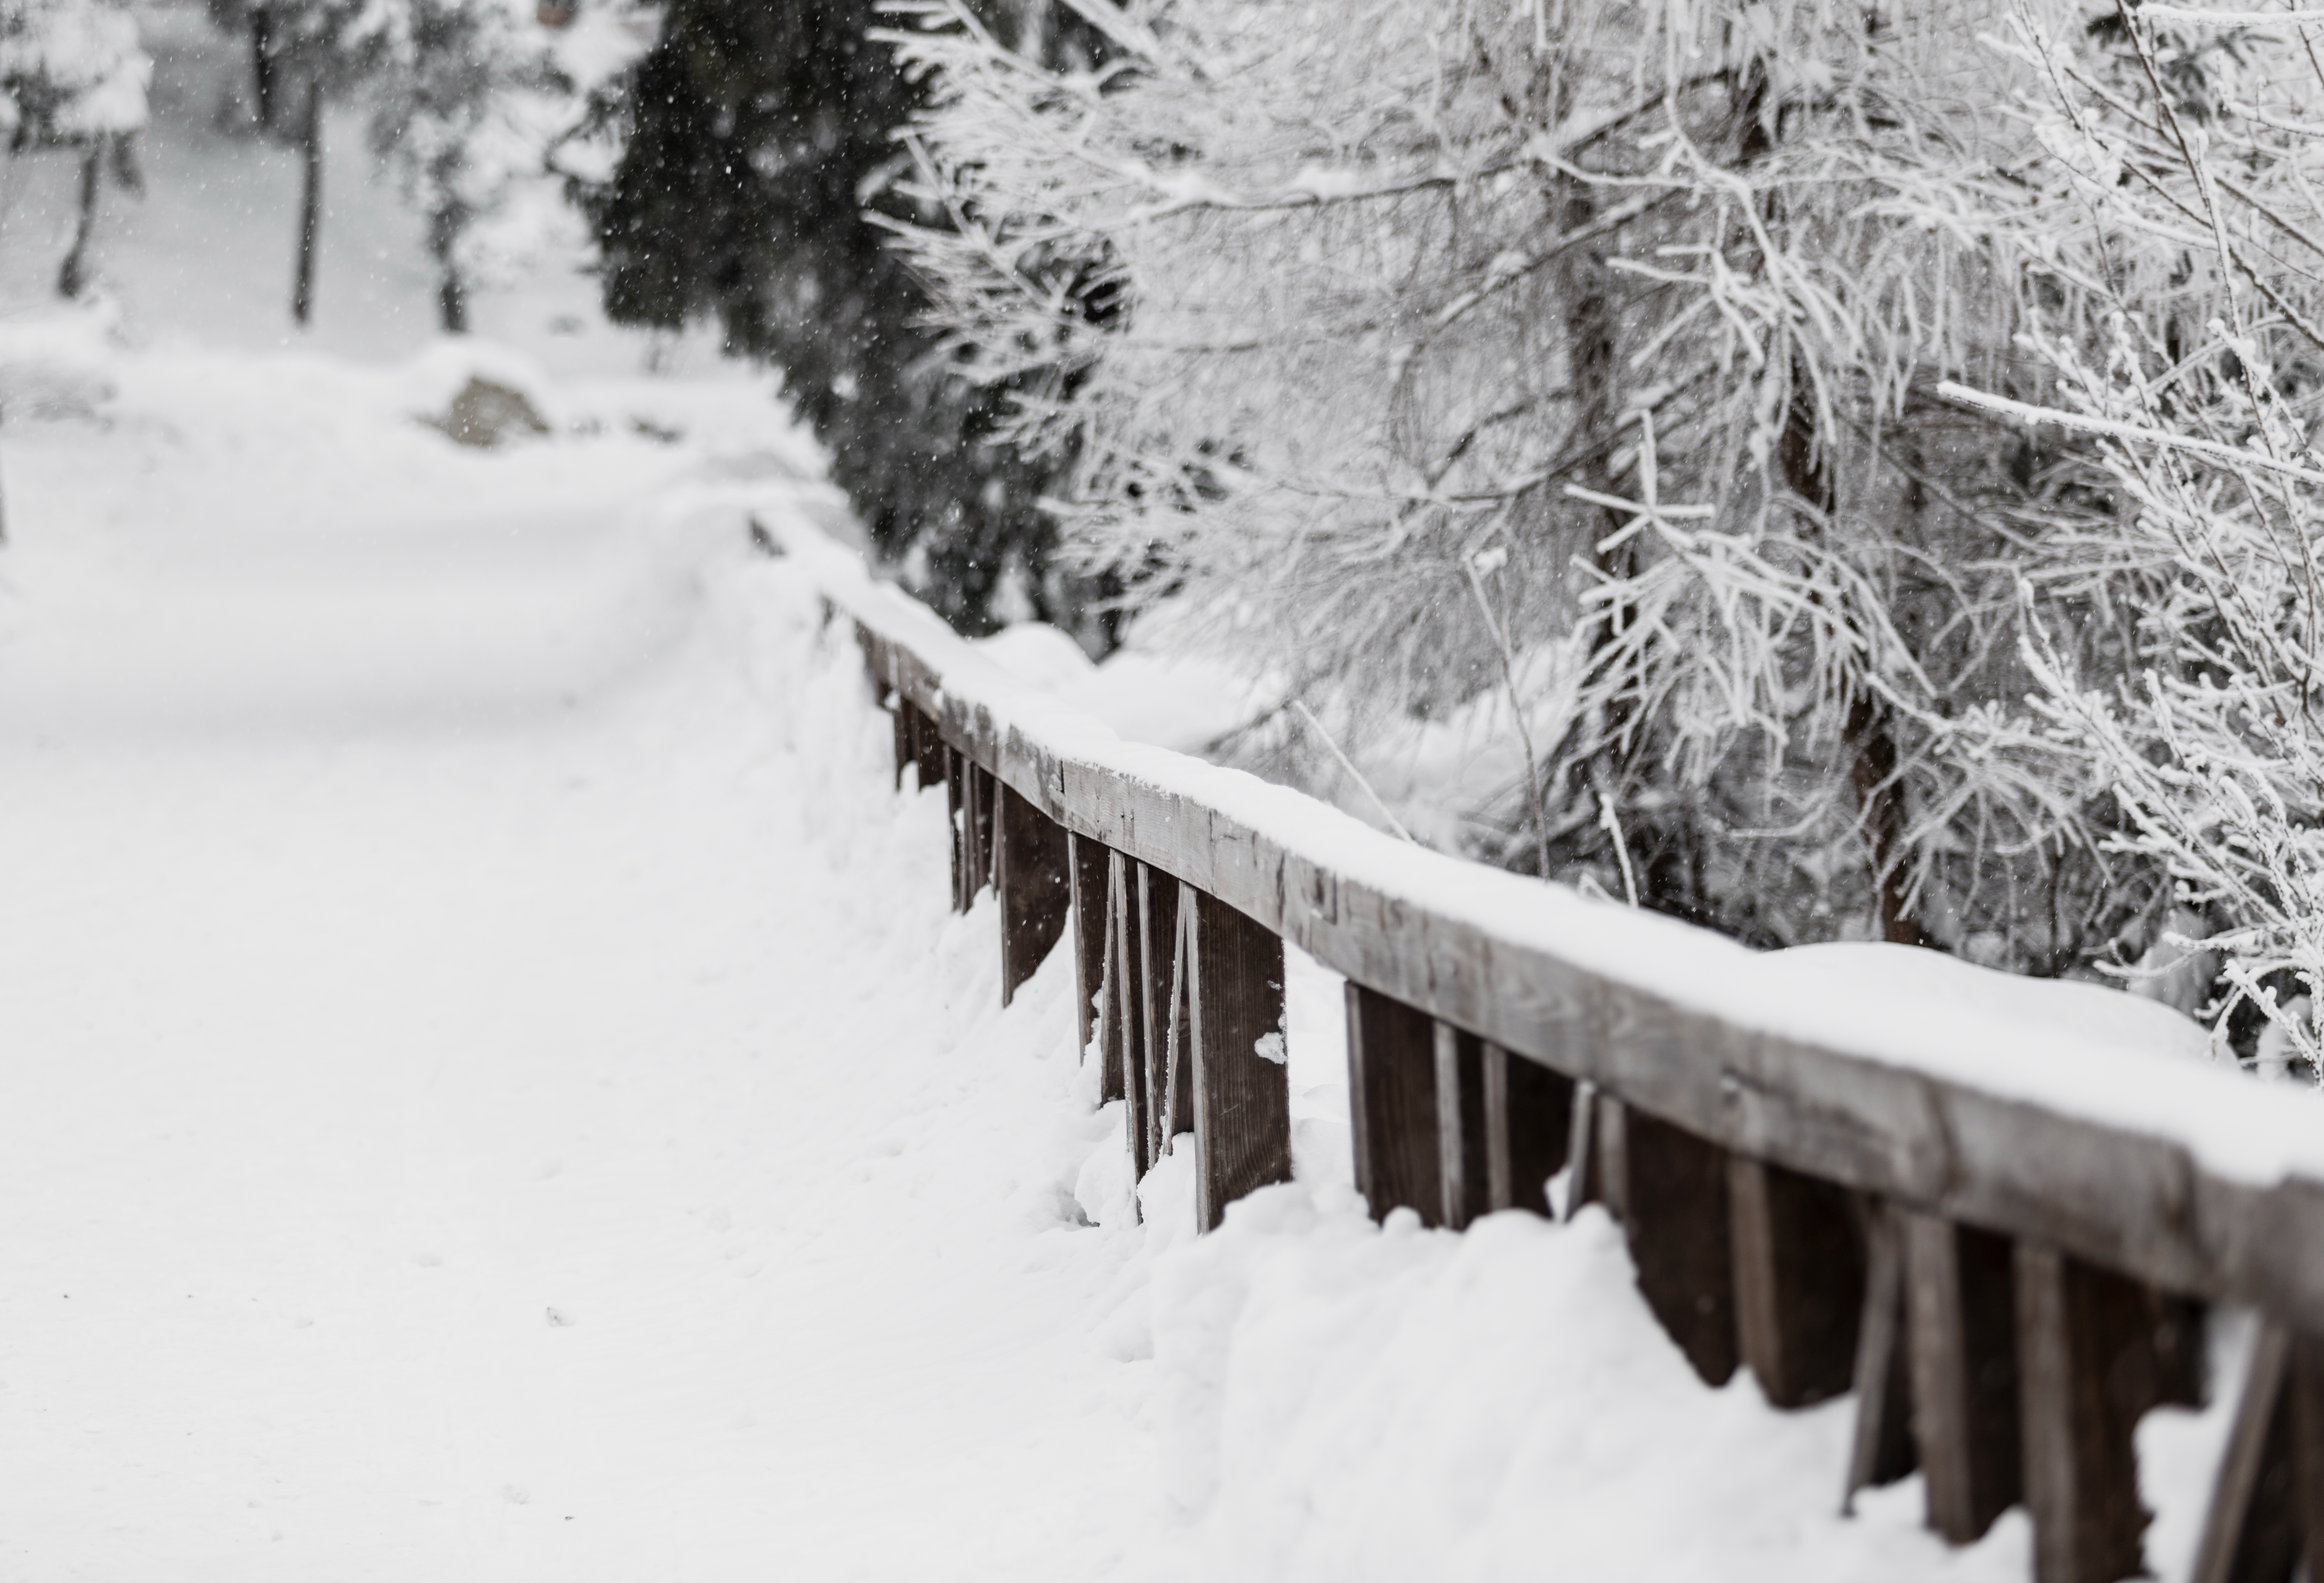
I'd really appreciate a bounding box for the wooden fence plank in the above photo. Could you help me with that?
[1596,1090,1632,1223]
[1905,1212,2023,1544]
[945,743,966,914]
[913,702,946,792]
[1434,1023,1490,1230]
[1109,852,1150,1180]
[2190,1321,2298,1583]
[1730,1157,1865,1409]
[1481,1041,1570,1218]
[890,698,911,791]
[1617,1106,1738,1386]
[961,759,980,901]
[1159,896,1195,1170]
[2016,1243,2151,1583]
[2150,1291,2208,1413]
[1347,985,1441,1224]
[963,758,981,898]
[1846,1202,1918,1507]
[969,765,997,899]
[1139,864,1189,1154]
[1068,834,1112,1094]
[997,784,1072,1007]
[1565,1081,1601,1221]
[1187,884,1291,1231]
[2289,1333,2324,1583]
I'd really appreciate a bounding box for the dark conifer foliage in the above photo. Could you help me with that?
[580,0,1062,634]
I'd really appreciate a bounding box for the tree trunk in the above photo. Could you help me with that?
[56,143,102,300]
[250,9,276,133]
[1777,377,1932,948]
[292,84,322,326]
[1732,58,1929,949]
[430,203,468,334]
[437,271,468,335]
[1844,691,1927,946]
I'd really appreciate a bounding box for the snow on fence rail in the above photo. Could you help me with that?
[773,515,2324,1583]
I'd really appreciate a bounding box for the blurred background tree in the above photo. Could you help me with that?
[205,0,399,321]
[577,0,1098,636]
[0,0,150,299]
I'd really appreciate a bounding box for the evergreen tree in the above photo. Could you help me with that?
[578,0,1076,634]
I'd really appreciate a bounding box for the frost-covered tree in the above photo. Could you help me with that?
[1946,0,2324,1066]
[889,0,2135,963]
[0,0,150,297]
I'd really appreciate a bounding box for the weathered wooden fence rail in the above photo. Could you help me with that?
[787,518,2324,1583]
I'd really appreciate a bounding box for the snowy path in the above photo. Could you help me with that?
[0,505,1175,1579]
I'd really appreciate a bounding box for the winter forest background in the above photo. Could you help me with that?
[11,0,2324,1076]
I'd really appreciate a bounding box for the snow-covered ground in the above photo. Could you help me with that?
[0,8,2254,1576]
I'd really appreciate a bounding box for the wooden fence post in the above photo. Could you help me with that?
[1068,834,1112,1090]
[913,705,946,793]
[944,745,966,913]
[2294,1335,2324,1583]
[996,784,1071,1007]
[1904,1212,2023,1545]
[1846,1201,1919,1508]
[1108,852,1150,1179]
[2015,1244,2152,1583]
[2153,1292,2208,1411]
[890,699,911,791]
[1481,1042,1570,1218]
[1138,864,1190,1158]
[1346,984,1441,1223]
[1570,1088,1631,1222]
[1434,1023,1489,1230]
[961,764,982,900]
[1729,1157,1865,1409]
[1616,1105,1738,1386]
[2189,1321,2305,1583]
[971,765,997,897]
[1565,1082,1601,1220]
[1187,884,1290,1231]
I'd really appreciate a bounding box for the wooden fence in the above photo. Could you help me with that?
[810,538,2324,1583]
